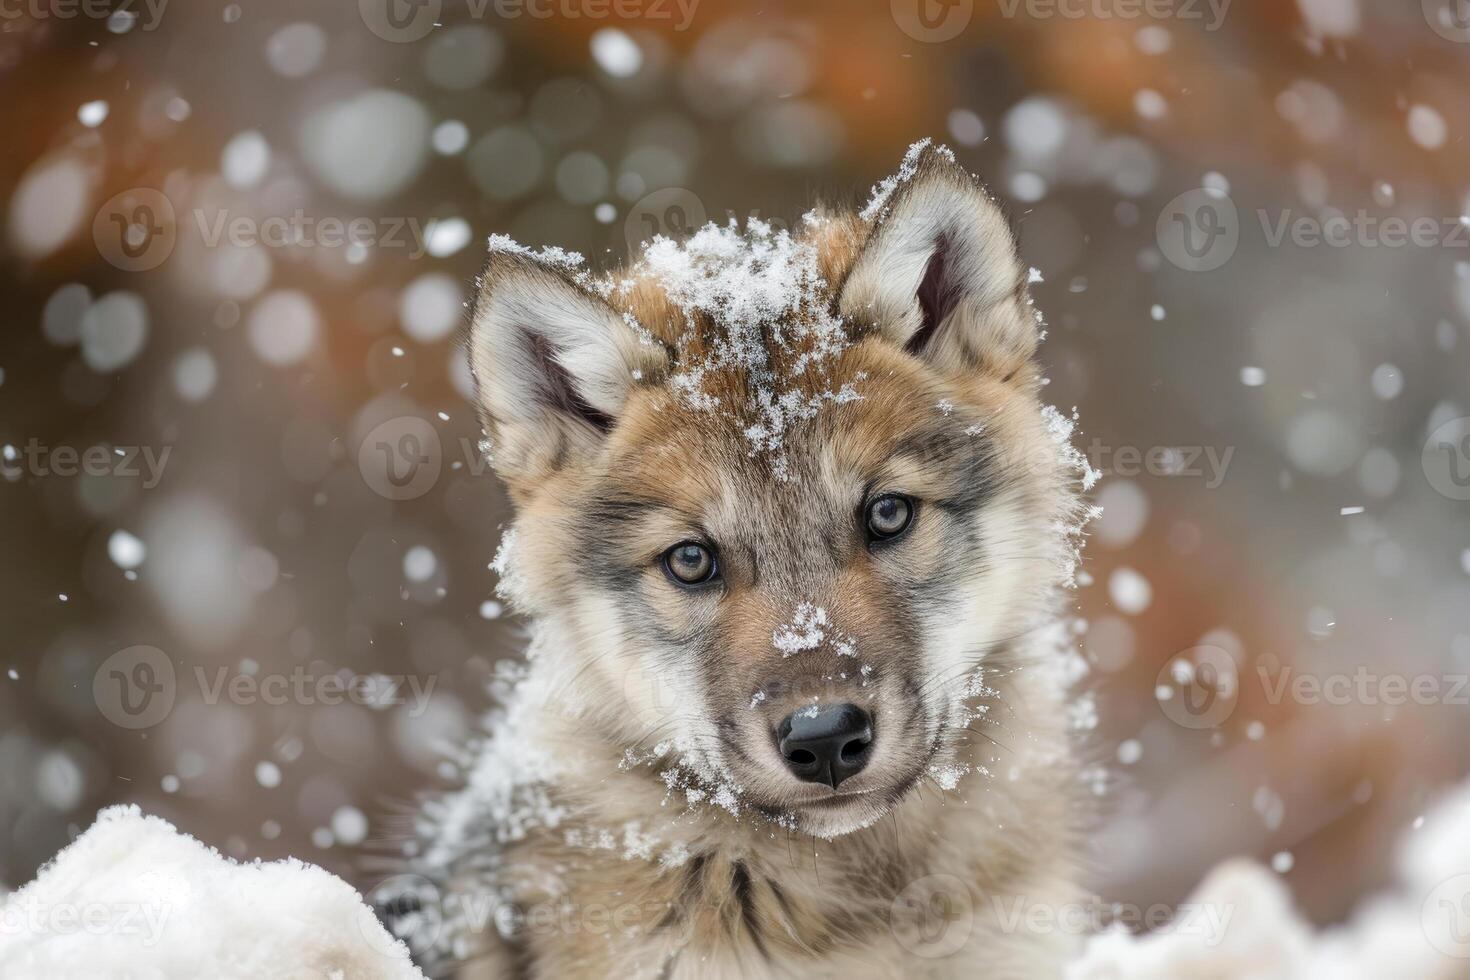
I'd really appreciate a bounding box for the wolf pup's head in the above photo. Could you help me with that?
[468,143,1087,839]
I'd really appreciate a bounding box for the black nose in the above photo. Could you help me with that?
[776,703,873,789]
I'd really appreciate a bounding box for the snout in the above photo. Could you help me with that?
[776,703,873,789]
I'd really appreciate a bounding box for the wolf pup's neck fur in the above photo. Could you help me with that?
[389,141,1096,979]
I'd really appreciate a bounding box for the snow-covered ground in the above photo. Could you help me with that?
[6,781,1470,978]
[1070,778,1470,979]
[0,806,422,980]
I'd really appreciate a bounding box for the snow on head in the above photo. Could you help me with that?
[636,219,822,337]
[622,217,860,455]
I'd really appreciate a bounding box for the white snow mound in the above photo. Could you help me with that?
[0,804,423,980]
[1068,780,1470,980]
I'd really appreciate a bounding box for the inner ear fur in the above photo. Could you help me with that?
[838,144,1038,379]
[467,250,666,487]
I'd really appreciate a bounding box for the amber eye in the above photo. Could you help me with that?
[663,542,717,587]
[866,494,914,540]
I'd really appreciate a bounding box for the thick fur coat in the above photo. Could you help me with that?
[381,142,1096,979]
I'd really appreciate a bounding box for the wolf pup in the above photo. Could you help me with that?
[386,141,1097,978]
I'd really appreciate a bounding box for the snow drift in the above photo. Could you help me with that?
[0,805,422,980]
[5,783,1470,978]
[1069,779,1470,979]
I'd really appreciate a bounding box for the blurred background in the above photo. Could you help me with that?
[2,0,1468,938]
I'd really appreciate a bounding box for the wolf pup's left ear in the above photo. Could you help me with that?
[839,142,1036,379]
[468,248,665,488]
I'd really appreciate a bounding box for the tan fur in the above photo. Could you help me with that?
[406,145,1091,979]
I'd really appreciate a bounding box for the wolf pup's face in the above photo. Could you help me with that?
[469,145,1082,838]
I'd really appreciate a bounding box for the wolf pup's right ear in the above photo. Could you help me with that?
[467,248,666,491]
[839,142,1036,380]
